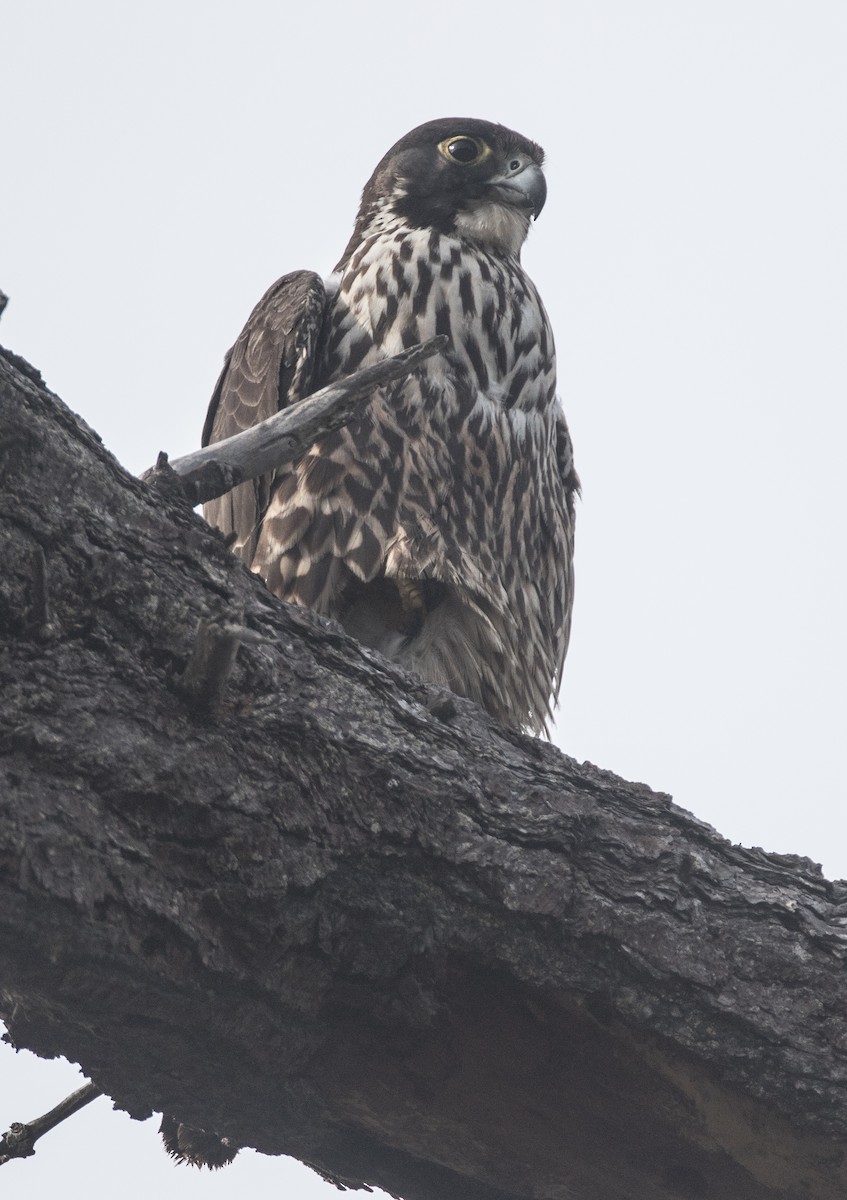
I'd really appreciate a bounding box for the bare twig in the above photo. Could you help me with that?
[147,334,448,506]
[0,1082,103,1166]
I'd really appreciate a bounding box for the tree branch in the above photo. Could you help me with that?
[2,346,847,1200]
[149,335,448,506]
[0,1083,103,1166]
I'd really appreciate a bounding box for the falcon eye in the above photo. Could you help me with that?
[447,137,481,163]
[438,135,489,166]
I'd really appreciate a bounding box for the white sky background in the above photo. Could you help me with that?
[2,1,846,1196]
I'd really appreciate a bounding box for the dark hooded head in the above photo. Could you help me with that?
[342,118,547,261]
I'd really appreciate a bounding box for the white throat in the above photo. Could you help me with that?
[453,201,530,256]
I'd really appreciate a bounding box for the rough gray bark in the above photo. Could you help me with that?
[2,345,847,1200]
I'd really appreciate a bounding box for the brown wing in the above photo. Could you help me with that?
[202,270,327,564]
[552,406,580,688]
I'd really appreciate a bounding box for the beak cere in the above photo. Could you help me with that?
[491,162,547,219]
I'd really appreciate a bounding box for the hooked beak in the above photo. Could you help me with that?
[489,161,547,219]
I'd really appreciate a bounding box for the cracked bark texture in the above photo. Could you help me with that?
[1,345,847,1200]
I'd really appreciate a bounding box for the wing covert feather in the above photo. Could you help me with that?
[202,270,327,564]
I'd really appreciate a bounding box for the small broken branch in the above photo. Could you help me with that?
[0,1082,103,1166]
[175,610,245,715]
[151,334,448,506]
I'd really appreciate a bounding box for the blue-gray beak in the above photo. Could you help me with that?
[490,161,547,219]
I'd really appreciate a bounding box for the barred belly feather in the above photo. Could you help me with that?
[254,220,574,733]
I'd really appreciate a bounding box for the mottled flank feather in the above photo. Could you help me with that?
[203,118,578,734]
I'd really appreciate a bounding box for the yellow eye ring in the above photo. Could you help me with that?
[437,135,491,166]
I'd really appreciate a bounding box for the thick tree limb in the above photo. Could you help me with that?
[2,346,847,1200]
[151,335,448,506]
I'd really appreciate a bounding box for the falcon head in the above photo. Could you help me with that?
[350,118,547,257]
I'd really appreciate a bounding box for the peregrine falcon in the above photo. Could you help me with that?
[203,118,578,733]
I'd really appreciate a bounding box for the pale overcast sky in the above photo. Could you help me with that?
[3,2,846,1197]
